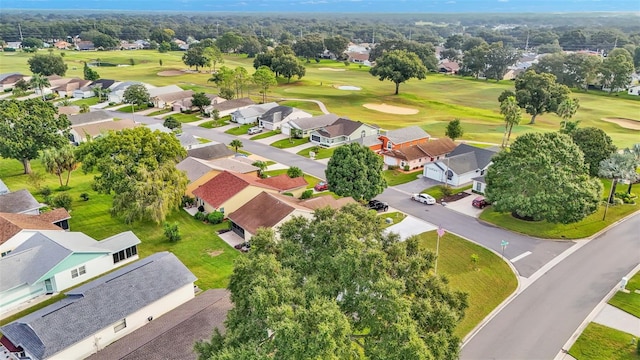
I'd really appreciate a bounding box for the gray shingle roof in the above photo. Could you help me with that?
[67,110,113,126]
[259,105,294,123]
[1,252,196,360]
[0,189,42,214]
[288,114,340,131]
[186,143,234,161]
[177,157,216,183]
[315,118,366,138]
[383,126,430,145]
[209,97,255,112]
[177,134,200,148]
[446,143,498,171]
[445,152,480,175]
[97,231,141,252]
[232,102,278,119]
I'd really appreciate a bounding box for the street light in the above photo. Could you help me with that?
[500,240,509,259]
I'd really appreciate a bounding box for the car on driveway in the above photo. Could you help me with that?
[472,196,490,209]
[247,126,262,135]
[411,193,436,205]
[367,200,389,212]
[314,181,329,191]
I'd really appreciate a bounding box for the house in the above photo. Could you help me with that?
[147,84,183,98]
[309,118,380,148]
[281,113,340,137]
[172,93,225,113]
[152,90,194,109]
[76,40,95,51]
[67,110,114,126]
[0,252,195,360]
[628,85,640,96]
[0,73,26,91]
[258,173,308,197]
[53,40,71,50]
[298,195,357,210]
[347,51,370,64]
[107,81,143,104]
[177,156,259,197]
[0,189,43,215]
[376,126,431,152]
[186,143,235,161]
[423,144,498,186]
[5,41,21,50]
[228,192,314,241]
[472,176,487,194]
[0,179,9,195]
[0,230,141,316]
[120,40,144,50]
[50,78,92,98]
[230,102,279,124]
[204,97,255,117]
[0,208,71,255]
[438,60,460,74]
[176,133,200,149]
[381,137,457,170]
[192,171,281,215]
[258,105,312,131]
[70,119,138,143]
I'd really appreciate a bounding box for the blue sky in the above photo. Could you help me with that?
[4,0,640,12]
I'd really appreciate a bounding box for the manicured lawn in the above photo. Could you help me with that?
[416,230,517,338]
[263,169,322,189]
[117,103,150,113]
[422,184,473,199]
[197,137,211,144]
[297,145,337,159]
[225,124,253,135]
[167,112,202,123]
[278,100,325,116]
[250,130,279,140]
[609,271,640,318]
[147,108,172,116]
[270,137,310,149]
[569,323,640,360]
[382,169,422,186]
[378,211,407,228]
[72,97,100,106]
[199,119,230,128]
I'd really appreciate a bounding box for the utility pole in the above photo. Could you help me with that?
[18,23,24,41]
[613,36,618,49]
[524,30,529,52]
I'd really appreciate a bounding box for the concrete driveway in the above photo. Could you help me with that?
[443,191,485,218]
[384,215,437,241]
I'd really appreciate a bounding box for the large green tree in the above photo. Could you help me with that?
[369,40,438,71]
[556,98,580,130]
[369,50,427,95]
[216,32,244,53]
[485,132,602,224]
[271,54,306,83]
[292,33,324,62]
[83,62,100,81]
[599,53,634,94]
[252,66,277,103]
[28,54,67,76]
[445,118,464,141]
[195,205,467,360]
[0,99,71,174]
[182,47,208,71]
[325,143,387,201]
[484,42,520,81]
[76,127,187,224]
[41,144,78,187]
[599,152,638,204]
[324,35,349,59]
[571,127,617,177]
[514,69,570,124]
[203,45,223,72]
[191,92,211,114]
[122,84,150,108]
[461,43,489,79]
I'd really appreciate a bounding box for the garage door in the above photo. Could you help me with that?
[281,123,290,135]
[231,221,245,239]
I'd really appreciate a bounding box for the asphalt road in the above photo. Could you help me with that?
[461,213,640,360]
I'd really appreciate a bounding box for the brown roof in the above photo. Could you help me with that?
[0,74,24,85]
[209,97,255,112]
[37,208,71,223]
[153,90,194,103]
[439,60,460,72]
[347,52,370,61]
[382,137,457,161]
[299,195,357,210]
[51,79,91,92]
[192,171,278,208]
[57,106,81,116]
[316,118,365,138]
[257,174,308,192]
[0,212,66,244]
[72,119,138,139]
[419,137,458,157]
[227,192,310,234]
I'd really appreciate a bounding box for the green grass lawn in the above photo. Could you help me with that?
[199,119,230,128]
[250,130,280,140]
[569,323,640,360]
[378,211,407,228]
[72,97,100,106]
[117,103,150,113]
[382,169,422,186]
[416,230,517,338]
[167,112,202,123]
[422,184,473,199]
[147,108,172,116]
[297,145,337,159]
[225,124,253,135]
[609,270,640,318]
[270,137,310,149]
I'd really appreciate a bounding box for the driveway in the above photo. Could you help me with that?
[384,215,437,241]
[218,230,245,248]
[393,177,442,196]
[443,191,484,218]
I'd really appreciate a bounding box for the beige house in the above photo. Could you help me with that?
[70,119,138,143]
[176,157,259,197]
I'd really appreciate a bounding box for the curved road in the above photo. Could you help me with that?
[279,97,330,114]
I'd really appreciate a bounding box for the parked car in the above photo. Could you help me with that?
[314,181,329,191]
[411,193,436,205]
[234,242,251,252]
[472,196,490,209]
[247,126,262,135]
[367,200,389,212]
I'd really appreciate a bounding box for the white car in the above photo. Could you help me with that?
[411,193,436,205]
[247,126,262,135]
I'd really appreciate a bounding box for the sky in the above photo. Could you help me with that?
[3,0,640,13]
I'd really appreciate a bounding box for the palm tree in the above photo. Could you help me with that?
[29,74,50,101]
[599,152,637,204]
[229,139,243,153]
[623,144,640,194]
[252,160,267,178]
[93,86,111,102]
[499,96,521,148]
[556,98,580,130]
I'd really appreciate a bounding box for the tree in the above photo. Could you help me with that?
[28,54,67,76]
[600,53,634,94]
[499,95,521,148]
[240,36,263,58]
[123,84,150,108]
[191,92,211,114]
[623,144,640,194]
[559,29,587,50]
[76,127,187,224]
[369,40,438,71]
[440,48,461,62]
[324,35,349,59]
[216,32,244,53]
[287,166,303,178]
[196,205,467,360]
[514,69,570,124]
[564,53,601,90]
[445,118,464,141]
[229,139,243,153]
[252,160,267,178]
[484,42,520,81]
[92,33,119,49]
[253,66,277,103]
[326,143,387,201]
[29,73,50,101]
[271,54,305,83]
[634,47,640,71]
[369,49,427,95]
[22,37,44,49]
[292,33,324,62]
[444,34,464,50]
[232,67,250,98]
[203,45,223,72]
[461,43,489,78]
[163,222,181,242]
[163,116,181,131]
[83,62,100,81]
[599,152,637,204]
[182,47,208,71]
[41,145,78,187]
[93,86,110,102]
[485,132,602,224]
[556,98,580,129]
[0,99,70,174]
[571,127,617,177]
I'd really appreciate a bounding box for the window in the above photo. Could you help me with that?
[386,141,392,150]
[113,318,127,332]
[113,245,138,264]
[1,250,11,257]
[71,269,78,278]
[71,265,86,279]
[311,135,320,142]
[475,182,482,192]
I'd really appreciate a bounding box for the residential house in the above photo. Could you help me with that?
[0,230,141,316]
[186,143,235,161]
[70,118,138,143]
[192,171,281,215]
[258,105,312,131]
[0,73,26,91]
[177,156,259,197]
[376,126,431,152]
[347,51,370,64]
[72,79,117,99]
[438,60,460,74]
[230,102,279,124]
[298,195,356,210]
[50,78,91,98]
[472,176,487,194]
[76,40,95,51]
[205,97,256,117]
[176,133,201,149]
[107,81,143,104]
[281,113,340,137]
[0,252,195,360]
[152,90,194,109]
[172,94,225,113]
[67,109,114,127]
[5,42,21,50]
[309,118,380,148]
[0,208,71,255]
[120,40,144,50]
[382,137,457,170]
[147,85,184,98]
[53,40,71,50]
[423,143,498,186]
[628,85,640,96]
[0,189,43,215]
[258,173,308,197]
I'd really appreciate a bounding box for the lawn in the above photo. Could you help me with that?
[199,115,231,128]
[569,323,640,360]
[416,230,517,338]
[250,130,280,140]
[609,270,640,318]
[147,108,173,116]
[225,124,253,135]
[422,184,473,199]
[382,169,422,186]
[297,145,337,159]
[117,103,150,113]
[270,137,310,149]
[378,211,407,228]
[166,112,202,123]
[72,97,100,106]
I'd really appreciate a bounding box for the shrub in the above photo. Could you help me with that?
[403,165,410,171]
[80,193,90,201]
[52,193,72,210]
[181,196,195,207]
[300,189,313,199]
[615,192,637,204]
[612,198,624,206]
[207,211,224,225]
[194,211,206,221]
[40,186,52,197]
[388,165,399,170]
[163,222,181,242]
[282,192,294,197]
[440,185,453,197]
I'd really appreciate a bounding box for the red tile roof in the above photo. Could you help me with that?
[192,171,278,208]
[257,174,308,192]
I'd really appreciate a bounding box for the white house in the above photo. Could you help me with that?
[309,118,379,148]
[0,230,141,316]
[423,144,498,186]
[628,85,640,96]
[230,102,279,124]
[281,113,339,137]
[472,176,487,194]
[0,208,71,256]
[0,252,196,360]
[258,105,311,131]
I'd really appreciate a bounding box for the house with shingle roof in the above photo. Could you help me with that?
[152,90,194,109]
[177,157,259,197]
[0,73,26,91]
[309,118,379,148]
[423,143,498,186]
[0,230,141,317]
[382,137,457,170]
[67,110,114,126]
[258,173,308,197]
[70,118,138,143]
[281,113,340,138]
[258,105,312,131]
[377,126,431,152]
[0,252,195,360]
[230,102,279,124]
[204,97,255,117]
[0,189,42,215]
[0,209,71,254]
[186,143,235,161]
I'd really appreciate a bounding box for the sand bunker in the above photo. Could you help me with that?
[318,67,346,72]
[363,103,418,115]
[157,70,185,76]
[337,85,361,91]
[602,117,640,130]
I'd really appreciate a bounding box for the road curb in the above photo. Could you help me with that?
[583,209,640,241]
[553,262,640,360]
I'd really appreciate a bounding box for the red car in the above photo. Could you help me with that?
[472,196,490,209]
[314,181,329,191]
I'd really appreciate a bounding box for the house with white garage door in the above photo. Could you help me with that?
[423,144,498,186]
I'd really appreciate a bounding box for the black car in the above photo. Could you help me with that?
[367,200,389,212]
